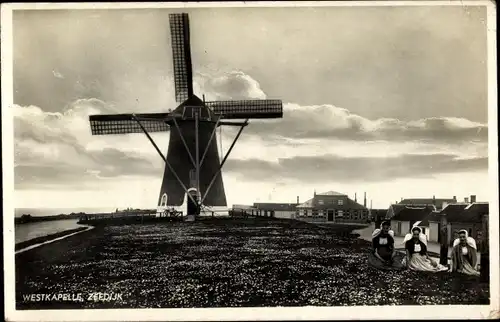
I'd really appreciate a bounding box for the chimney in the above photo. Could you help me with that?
[464,197,469,203]
[355,193,357,203]
[453,196,457,202]
[370,199,373,209]
[297,196,299,204]
[470,195,476,203]
[364,192,367,208]
[432,195,436,205]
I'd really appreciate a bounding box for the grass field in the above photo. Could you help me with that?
[15,217,489,309]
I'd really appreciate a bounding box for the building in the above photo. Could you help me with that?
[370,209,389,226]
[253,203,298,218]
[390,206,434,238]
[231,204,255,216]
[427,201,489,245]
[296,191,369,223]
[386,196,457,219]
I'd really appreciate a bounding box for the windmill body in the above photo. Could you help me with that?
[158,95,227,208]
[88,13,283,217]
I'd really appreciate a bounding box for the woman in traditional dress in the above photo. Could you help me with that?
[403,226,448,272]
[368,221,405,270]
[450,229,480,276]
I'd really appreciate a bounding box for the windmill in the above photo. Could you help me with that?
[88,13,283,218]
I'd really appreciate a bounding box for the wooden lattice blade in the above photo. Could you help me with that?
[169,13,194,103]
[206,99,283,119]
[89,113,170,135]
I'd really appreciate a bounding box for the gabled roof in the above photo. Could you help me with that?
[426,211,443,223]
[296,195,367,210]
[443,202,488,223]
[399,198,455,209]
[317,191,346,196]
[386,204,407,218]
[391,206,434,222]
[440,204,468,222]
[253,203,298,211]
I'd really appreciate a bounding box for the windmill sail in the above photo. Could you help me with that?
[89,113,170,135]
[169,13,194,103]
[87,12,285,213]
[206,99,283,119]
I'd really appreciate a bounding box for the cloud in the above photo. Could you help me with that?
[244,103,488,143]
[13,99,164,189]
[194,70,267,101]
[12,71,488,191]
[224,153,488,184]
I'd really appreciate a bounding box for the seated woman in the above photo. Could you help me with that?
[451,229,480,276]
[403,226,447,272]
[368,221,405,270]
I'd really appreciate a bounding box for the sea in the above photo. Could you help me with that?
[14,207,113,244]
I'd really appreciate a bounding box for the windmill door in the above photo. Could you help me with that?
[187,192,199,216]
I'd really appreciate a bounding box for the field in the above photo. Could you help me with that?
[16,217,489,309]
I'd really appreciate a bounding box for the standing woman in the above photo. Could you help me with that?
[450,229,480,276]
[404,226,448,272]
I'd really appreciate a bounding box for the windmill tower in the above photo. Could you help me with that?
[88,13,283,216]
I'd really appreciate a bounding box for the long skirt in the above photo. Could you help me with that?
[368,252,405,270]
[408,254,448,272]
[456,256,480,276]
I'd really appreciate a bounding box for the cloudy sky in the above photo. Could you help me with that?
[11,5,491,210]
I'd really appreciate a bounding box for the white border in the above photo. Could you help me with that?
[2,1,498,321]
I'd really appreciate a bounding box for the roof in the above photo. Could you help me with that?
[414,219,430,227]
[232,204,254,210]
[296,195,367,210]
[391,206,434,222]
[253,203,298,211]
[386,204,407,219]
[443,202,488,223]
[399,198,455,208]
[317,191,346,196]
[426,211,443,223]
[297,198,314,208]
[439,204,468,222]
[344,198,368,210]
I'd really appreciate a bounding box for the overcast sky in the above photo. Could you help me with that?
[11,5,491,209]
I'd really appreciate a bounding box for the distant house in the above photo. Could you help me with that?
[253,203,298,218]
[386,196,457,219]
[427,202,489,245]
[390,206,434,239]
[231,204,255,216]
[295,191,368,223]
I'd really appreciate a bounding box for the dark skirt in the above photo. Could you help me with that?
[368,251,406,271]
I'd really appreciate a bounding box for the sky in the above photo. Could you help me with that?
[10,5,492,210]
